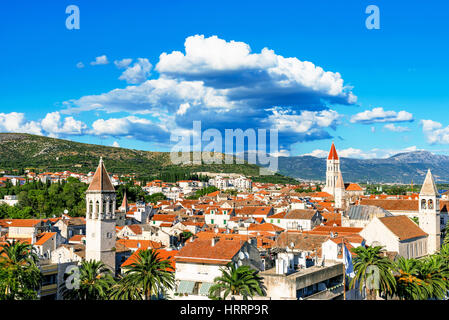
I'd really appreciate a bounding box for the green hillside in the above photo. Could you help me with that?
[0,133,298,184]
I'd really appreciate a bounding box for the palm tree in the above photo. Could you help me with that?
[208,262,266,300]
[350,246,396,300]
[0,240,42,300]
[415,254,449,300]
[60,260,115,300]
[393,257,426,300]
[111,249,175,300]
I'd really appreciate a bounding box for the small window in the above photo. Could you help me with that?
[211,219,214,224]
[224,220,227,225]
[278,219,280,223]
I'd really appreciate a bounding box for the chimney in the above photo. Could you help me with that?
[211,236,220,247]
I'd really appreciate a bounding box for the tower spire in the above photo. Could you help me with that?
[419,169,438,196]
[328,142,339,160]
[120,191,129,212]
[87,157,115,192]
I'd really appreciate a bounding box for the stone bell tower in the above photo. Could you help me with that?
[323,142,340,197]
[418,169,441,254]
[85,157,116,271]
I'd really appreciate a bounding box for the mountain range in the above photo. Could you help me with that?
[275,151,449,184]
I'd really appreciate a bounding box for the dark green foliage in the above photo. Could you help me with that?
[208,262,266,300]
[0,178,87,218]
[0,240,43,300]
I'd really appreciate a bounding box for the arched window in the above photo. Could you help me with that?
[421,199,427,210]
[95,201,100,214]
[109,201,113,214]
[89,201,93,214]
[428,199,433,210]
[103,201,107,214]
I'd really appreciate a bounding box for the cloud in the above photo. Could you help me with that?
[350,107,413,124]
[62,35,357,149]
[41,112,87,137]
[304,149,328,157]
[303,146,421,159]
[114,58,133,69]
[0,112,87,138]
[118,58,152,84]
[0,112,42,135]
[156,35,356,107]
[91,115,170,143]
[112,141,120,148]
[90,55,109,66]
[383,123,410,132]
[420,119,449,144]
[76,62,85,69]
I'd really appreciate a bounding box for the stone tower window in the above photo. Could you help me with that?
[421,199,427,210]
[428,199,433,210]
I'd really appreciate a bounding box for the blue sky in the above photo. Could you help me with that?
[1,0,449,159]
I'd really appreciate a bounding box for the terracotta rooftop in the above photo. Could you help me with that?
[285,209,317,220]
[378,215,428,241]
[175,238,246,265]
[121,248,178,271]
[275,232,329,252]
[360,199,419,212]
[345,183,363,191]
[34,232,56,246]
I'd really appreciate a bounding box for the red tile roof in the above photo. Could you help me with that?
[34,232,56,246]
[346,183,363,191]
[175,238,246,265]
[378,215,428,241]
[121,248,178,271]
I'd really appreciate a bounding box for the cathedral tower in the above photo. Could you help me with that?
[323,142,341,197]
[85,157,116,271]
[418,169,441,254]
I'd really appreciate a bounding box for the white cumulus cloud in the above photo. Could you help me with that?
[420,119,449,144]
[350,107,413,124]
[118,58,152,84]
[384,123,410,132]
[41,112,87,137]
[0,112,42,135]
[90,55,109,66]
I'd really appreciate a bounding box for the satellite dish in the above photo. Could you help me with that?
[238,260,243,266]
[239,251,245,260]
[64,209,68,214]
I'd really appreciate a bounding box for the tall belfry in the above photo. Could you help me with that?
[85,157,116,271]
[334,171,346,209]
[323,142,341,197]
[418,169,441,254]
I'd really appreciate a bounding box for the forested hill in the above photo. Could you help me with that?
[0,133,297,184]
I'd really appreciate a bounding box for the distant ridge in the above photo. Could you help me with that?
[275,151,449,183]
